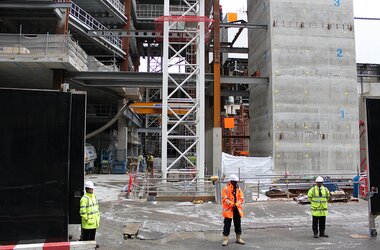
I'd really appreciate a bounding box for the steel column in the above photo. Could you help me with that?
[197,0,205,179]
[161,0,169,180]
[121,0,131,71]
[213,0,221,128]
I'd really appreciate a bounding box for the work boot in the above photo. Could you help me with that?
[320,232,329,238]
[313,233,319,238]
[222,236,228,246]
[236,234,245,245]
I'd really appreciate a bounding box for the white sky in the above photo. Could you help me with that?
[353,0,380,63]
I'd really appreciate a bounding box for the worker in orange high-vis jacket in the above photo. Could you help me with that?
[221,174,245,246]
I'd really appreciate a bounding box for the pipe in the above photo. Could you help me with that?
[86,103,128,139]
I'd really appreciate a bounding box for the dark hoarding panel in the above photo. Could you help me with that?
[69,93,86,224]
[0,89,70,244]
[366,98,380,216]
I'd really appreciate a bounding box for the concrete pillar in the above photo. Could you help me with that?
[52,69,65,90]
[52,4,68,90]
[212,128,222,175]
[117,102,127,161]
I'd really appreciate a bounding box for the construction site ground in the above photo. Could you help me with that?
[68,175,379,249]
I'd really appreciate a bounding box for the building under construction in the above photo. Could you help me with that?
[3,0,380,246]
[0,0,364,181]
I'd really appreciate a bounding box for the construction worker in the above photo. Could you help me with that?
[308,176,330,238]
[146,153,154,177]
[221,174,245,246]
[138,153,144,172]
[188,154,196,167]
[80,181,100,241]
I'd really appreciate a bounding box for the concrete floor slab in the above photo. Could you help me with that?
[68,175,379,249]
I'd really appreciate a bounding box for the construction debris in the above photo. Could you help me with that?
[293,194,310,204]
[192,200,204,204]
[123,223,140,240]
[265,188,298,198]
[350,234,370,239]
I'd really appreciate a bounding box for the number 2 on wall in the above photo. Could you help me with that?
[334,0,340,7]
[336,48,343,58]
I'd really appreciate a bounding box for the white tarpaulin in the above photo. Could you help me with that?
[222,153,273,184]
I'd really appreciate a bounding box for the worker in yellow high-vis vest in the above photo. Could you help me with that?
[308,176,330,238]
[80,181,100,241]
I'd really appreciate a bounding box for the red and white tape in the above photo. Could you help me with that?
[0,241,96,250]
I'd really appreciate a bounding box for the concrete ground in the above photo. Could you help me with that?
[69,175,379,249]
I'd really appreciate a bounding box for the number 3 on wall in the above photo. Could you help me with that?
[334,0,340,7]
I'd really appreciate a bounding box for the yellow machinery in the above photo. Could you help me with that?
[129,102,191,115]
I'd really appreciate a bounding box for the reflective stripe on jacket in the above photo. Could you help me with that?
[80,193,100,229]
[307,185,330,217]
[222,182,244,218]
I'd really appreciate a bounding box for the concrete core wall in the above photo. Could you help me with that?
[248,0,273,157]
[248,0,359,174]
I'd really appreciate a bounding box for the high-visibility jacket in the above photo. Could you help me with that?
[308,185,330,217]
[222,182,244,218]
[80,192,100,229]
[147,155,154,162]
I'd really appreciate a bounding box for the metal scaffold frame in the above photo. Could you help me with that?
[161,0,206,180]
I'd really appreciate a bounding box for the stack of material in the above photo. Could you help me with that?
[330,190,350,202]
[265,188,297,198]
[294,194,310,204]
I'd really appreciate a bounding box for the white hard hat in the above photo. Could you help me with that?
[229,174,239,182]
[85,180,94,189]
[316,176,324,182]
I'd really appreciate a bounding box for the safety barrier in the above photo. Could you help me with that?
[0,241,96,250]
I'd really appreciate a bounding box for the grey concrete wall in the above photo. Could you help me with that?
[249,0,359,174]
[248,0,274,157]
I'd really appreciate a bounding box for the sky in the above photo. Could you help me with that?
[219,0,380,64]
[353,0,380,63]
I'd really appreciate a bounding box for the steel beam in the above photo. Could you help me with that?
[220,23,268,30]
[220,76,268,85]
[66,72,269,86]
[137,128,162,134]
[123,108,143,128]
[88,30,187,38]
[0,2,71,9]
[209,46,248,54]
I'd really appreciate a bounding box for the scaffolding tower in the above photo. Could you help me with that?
[160,0,207,180]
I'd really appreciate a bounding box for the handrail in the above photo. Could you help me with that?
[106,0,124,14]
[69,1,122,49]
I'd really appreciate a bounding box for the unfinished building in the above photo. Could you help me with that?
[248,0,359,174]
[0,0,361,178]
